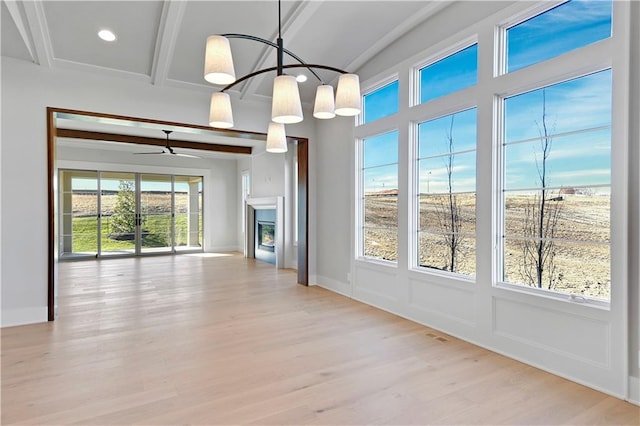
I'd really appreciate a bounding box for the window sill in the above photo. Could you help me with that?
[494,281,610,311]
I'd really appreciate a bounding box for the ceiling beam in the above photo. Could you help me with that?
[22,0,52,67]
[151,0,186,86]
[56,128,252,155]
[3,0,36,62]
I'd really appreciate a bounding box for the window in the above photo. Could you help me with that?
[360,131,398,262]
[417,109,477,276]
[363,80,398,124]
[419,43,477,104]
[505,0,612,73]
[500,70,612,300]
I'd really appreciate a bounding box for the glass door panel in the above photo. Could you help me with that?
[59,170,98,258]
[175,176,203,251]
[140,174,173,254]
[100,172,136,256]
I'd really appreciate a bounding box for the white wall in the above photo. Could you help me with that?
[314,0,639,402]
[0,57,316,326]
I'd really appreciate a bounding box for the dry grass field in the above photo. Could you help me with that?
[69,193,192,216]
[364,193,610,300]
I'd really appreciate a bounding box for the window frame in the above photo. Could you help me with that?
[412,107,479,280]
[492,0,623,308]
[356,129,400,265]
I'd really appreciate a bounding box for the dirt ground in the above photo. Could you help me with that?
[364,193,610,300]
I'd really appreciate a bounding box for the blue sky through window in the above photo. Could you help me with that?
[507,0,611,72]
[418,108,477,194]
[363,81,398,123]
[504,69,612,190]
[420,44,477,104]
[363,131,398,192]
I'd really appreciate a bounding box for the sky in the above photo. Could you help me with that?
[362,0,612,195]
[70,174,201,193]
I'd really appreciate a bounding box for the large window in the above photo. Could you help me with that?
[360,131,398,262]
[417,109,477,276]
[501,70,612,300]
[505,0,612,73]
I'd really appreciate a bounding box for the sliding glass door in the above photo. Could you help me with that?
[175,176,203,251]
[59,169,203,259]
[140,174,173,254]
[100,172,137,256]
[59,170,99,257]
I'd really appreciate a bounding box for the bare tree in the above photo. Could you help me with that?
[436,115,463,272]
[520,90,563,289]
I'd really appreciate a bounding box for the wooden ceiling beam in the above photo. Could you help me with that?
[56,128,252,155]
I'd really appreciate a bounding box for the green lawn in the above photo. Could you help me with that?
[71,214,198,253]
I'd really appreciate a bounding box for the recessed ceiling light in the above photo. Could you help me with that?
[295,74,307,83]
[98,29,116,42]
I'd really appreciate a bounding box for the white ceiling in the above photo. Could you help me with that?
[2,0,450,157]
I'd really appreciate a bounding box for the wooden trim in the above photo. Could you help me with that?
[297,139,309,286]
[51,107,267,140]
[47,108,56,321]
[56,128,252,155]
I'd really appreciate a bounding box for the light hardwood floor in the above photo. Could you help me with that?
[2,253,638,425]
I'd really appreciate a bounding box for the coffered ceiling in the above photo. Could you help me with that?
[2,0,450,104]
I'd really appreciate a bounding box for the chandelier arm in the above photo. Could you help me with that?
[220,64,350,93]
[220,33,324,82]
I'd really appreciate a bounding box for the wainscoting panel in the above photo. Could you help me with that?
[353,263,399,309]
[408,278,476,328]
[493,297,610,368]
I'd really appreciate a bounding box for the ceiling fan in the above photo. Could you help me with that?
[134,130,200,158]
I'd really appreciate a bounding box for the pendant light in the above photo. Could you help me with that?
[271,75,303,124]
[266,122,288,153]
[204,0,362,152]
[208,92,234,128]
[313,84,336,119]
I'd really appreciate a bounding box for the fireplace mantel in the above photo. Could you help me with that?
[245,196,285,268]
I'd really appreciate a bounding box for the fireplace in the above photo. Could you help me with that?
[257,221,275,252]
[245,197,284,268]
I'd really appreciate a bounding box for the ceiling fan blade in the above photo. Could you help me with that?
[174,153,200,158]
[133,151,166,155]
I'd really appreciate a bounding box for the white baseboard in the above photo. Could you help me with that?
[315,275,351,297]
[629,376,639,405]
[206,246,242,253]
[1,307,48,328]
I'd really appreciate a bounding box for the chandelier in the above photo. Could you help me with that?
[204,0,361,153]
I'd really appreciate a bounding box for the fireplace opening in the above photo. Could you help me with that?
[257,221,275,252]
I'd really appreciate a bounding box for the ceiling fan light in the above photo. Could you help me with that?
[335,73,361,116]
[313,84,336,119]
[209,92,234,128]
[271,75,303,124]
[204,35,236,85]
[266,122,288,153]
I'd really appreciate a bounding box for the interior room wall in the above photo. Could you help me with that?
[0,57,316,327]
[314,116,355,295]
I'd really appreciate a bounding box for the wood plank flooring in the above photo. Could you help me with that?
[2,253,638,425]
